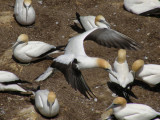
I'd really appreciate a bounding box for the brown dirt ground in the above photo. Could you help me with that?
[0,0,160,120]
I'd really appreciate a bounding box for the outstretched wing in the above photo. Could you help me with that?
[85,28,141,50]
[51,60,95,99]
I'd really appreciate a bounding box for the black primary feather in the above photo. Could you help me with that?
[51,60,95,99]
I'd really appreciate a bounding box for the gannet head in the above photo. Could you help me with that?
[132,59,144,72]
[47,91,56,113]
[95,15,110,28]
[12,34,29,48]
[97,58,117,79]
[23,0,32,22]
[106,97,127,111]
[117,49,126,64]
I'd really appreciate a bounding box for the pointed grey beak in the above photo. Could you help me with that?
[106,103,120,111]
[26,6,29,22]
[106,69,117,79]
[101,20,111,28]
[12,41,19,48]
[106,103,114,111]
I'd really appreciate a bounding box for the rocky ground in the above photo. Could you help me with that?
[0,0,160,120]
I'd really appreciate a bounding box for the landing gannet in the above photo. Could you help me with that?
[124,0,160,16]
[0,71,28,92]
[106,97,160,120]
[35,89,59,117]
[36,28,123,98]
[75,12,110,31]
[14,0,36,25]
[108,49,136,102]
[132,59,160,85]
[12,34,64,63]
[74,13,141,50]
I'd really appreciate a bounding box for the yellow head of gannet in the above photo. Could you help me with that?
[24,0,32,6]
[12,34,29,48]
[117,49,126,64]
[97,58,117,79]
[106,97,127,111]
[47,91,56,106]
[95,15,110,27]
[17,34,29,43]
[132,59,144,72]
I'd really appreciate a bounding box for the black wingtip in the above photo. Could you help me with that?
[76,12,80,19]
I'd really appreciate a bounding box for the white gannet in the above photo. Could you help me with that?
[0,71,28,92]
[14,0,36,25]
[132,59,160,85]
[106,97,160,120]
[74,12,110,31]
[35,89,59,117]
[36,27,141,98]
[108,49,136,102]
[124,0,160,16]
[12,34,64,63]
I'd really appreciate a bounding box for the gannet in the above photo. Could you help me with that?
[132,59,160,85]
[108,49,136,102]
[0,71,28,92]
[14,0,36,25]
[74,12,110,31]
[12,34,64,63]
[124,0,160,16]
[35,89,59,117]
[106,97,160,120]
[36,27,141,98]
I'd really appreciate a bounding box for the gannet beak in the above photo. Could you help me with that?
[105,69,117,79]
[106,103,119,111]
[12,41,19,48]
[102,20,111,28]
[26,6,29,22]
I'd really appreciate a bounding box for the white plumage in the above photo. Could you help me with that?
[12,34,62,63]
[0,71,26,92]
[14,0,36,25]
[124,0,160,15]
[35,90,59,117]
[132,59,160,85]
[107,97,160,120]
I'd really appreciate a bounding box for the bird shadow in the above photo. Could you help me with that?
[12,55,53,64]
[0,91,32,97]
[107,82,137,103]
[69,23,85,33]
[132,79,160,92]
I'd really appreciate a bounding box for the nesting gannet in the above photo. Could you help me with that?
[12,34,64,63]
[74,12,110,31]
[35,89,59,117]
[106,97,160,120]
[14,0,36,25]
[132,59,160,85]
[124,0,160,16]
[108,49,136,102]
[0,71,28,92]
[74,14,141,50]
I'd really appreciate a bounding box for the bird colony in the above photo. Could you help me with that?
[0,0,160,119]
